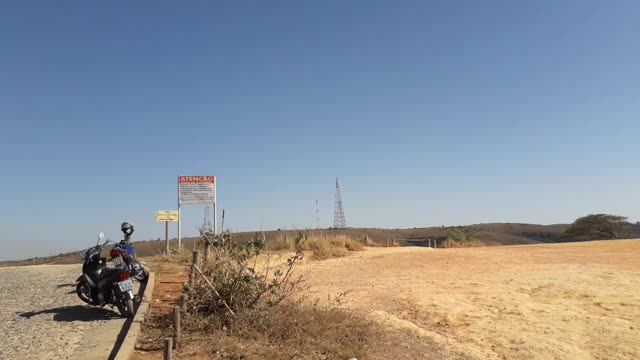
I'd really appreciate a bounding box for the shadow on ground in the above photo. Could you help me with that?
[57,283,76,288]
[18,305,120,322]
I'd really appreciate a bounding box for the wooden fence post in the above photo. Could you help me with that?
[173,306,181,348]
[181,293,188,312]
[190,250,199,287]
[164,338,173,360]
[192,250,199,266]
[203,241,210,267]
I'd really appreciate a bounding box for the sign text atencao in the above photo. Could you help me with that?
[178,176,216,204]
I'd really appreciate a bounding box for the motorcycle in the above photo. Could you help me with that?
[76,232,136,318]
[110,237,148,282]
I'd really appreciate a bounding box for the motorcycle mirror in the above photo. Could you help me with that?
[97,232,105,245]
[78,251,85,258]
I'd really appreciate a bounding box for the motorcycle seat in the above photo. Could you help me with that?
[98,267,121,280]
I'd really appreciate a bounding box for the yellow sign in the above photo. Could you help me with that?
[156,210,179,222]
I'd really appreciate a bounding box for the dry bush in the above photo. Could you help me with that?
[305,234,366,259]
[150,249,193,264]
[266,233,364,259]
[265,236,291,251]
[343,237,365,251]
[175,230,373,359]
[364,238,382,247]
[185,231,304,326]
[305,238,347,259]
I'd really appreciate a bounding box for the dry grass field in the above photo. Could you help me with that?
[298,240,640,359]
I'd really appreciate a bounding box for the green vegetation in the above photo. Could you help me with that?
[563,214,633,241]
[445,228,484,247]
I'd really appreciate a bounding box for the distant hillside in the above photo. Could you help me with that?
[0,223,574,267]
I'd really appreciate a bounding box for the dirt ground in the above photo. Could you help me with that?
[298,240,640,360]
[134,263,189,360]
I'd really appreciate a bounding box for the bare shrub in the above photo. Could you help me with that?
[177,230,374,359]
[185,231,304,326]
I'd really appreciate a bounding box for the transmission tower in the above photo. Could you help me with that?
[315,200,320,229]
[333,178,347,228]
[199,205,213,234]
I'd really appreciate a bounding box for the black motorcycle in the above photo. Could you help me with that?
[76,232,136,318]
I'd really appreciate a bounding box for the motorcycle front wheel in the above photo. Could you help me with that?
[76,279,92,304]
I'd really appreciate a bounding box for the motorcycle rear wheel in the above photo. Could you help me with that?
[116,298,135,318]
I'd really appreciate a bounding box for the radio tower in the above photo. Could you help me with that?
[333,178,347,228]
[315,200,320,229]
[199,205,213,234]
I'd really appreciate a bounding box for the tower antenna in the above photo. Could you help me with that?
[315,200,320,229]
[199,205,213,234]
[333,178,346,228]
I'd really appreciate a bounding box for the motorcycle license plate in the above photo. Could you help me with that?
[113,256,124,267]
[118,278,133,292]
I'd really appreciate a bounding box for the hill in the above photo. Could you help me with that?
[0,223,572,267]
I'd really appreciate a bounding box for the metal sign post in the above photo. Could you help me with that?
[177,176,181,249]
[177,176,217,249]
[213,181,217,235]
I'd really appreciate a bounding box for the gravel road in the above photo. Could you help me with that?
[0,264,130,360]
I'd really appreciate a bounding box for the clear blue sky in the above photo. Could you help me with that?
[1,1,639,260]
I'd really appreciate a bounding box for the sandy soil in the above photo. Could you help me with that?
[298,240,640,360]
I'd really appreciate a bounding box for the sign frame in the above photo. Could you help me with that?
[178,176,216,205]
[156,210,179,222]
[177,175,217,249]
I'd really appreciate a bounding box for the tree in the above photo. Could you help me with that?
[447,228,478,247]
[563,214,630,241]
